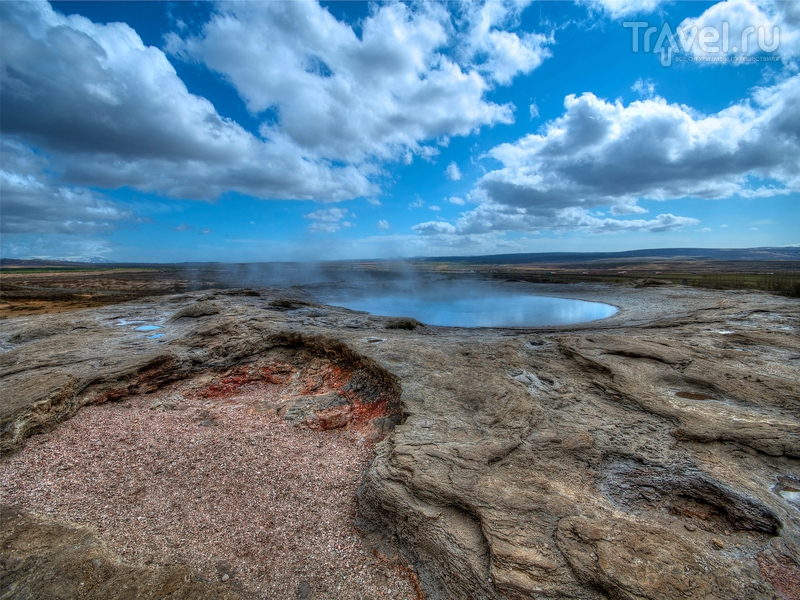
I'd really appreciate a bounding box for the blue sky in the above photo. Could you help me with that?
[1,0,798,262]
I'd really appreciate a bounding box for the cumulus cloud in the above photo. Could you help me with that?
[412,221,457,235]
[377,219,390,230]
[445,162,463,181]
[0,139,134,235]
[413,201,697,237]
[632,78,656,99]
[1,0,555,215]
[584,1,799,65]
[529,102,539,119]
[456,0,552,85]
[610,204,649,215]
[448,196,466,205]
[580,0,665,19]
[0,1,373,202]
[413,74,800,240]
[480,76,800,211]
[678,0,800,62]
[409,198,425,209]
[172,224,193,232]
[303,207,351,232]
[167,1,545,165]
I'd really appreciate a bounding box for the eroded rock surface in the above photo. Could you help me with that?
[1,283,799,599]
[1,505,241,600]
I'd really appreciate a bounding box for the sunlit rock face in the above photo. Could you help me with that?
[1,282,799,599]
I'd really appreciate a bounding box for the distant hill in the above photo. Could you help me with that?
[26,255,113,264]
[419,247,800,265]
[2,247,799,270]
[1,256,114,267]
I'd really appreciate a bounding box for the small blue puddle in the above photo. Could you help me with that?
[148,334,164,339]
[135,325,162,332]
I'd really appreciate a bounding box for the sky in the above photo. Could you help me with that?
[1,0,798,262]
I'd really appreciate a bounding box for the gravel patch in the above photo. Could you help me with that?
[0,378,419,600]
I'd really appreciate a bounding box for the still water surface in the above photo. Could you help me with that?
[331,291,617,328]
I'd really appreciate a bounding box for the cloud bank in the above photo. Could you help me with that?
[412,72,800,241]
[2,0,552,208]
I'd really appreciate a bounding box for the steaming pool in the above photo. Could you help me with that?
[330,290,617,328]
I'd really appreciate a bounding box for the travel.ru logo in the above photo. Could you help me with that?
[624,21,780,66]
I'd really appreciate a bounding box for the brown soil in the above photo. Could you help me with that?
[0,373,419,600]
[0,269,193,319]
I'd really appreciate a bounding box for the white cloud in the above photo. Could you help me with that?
[414,201,698,237]
[479,76,800,213]
[445,162,463,181]
[736,185,793,198]
[457,1,552,85]
[701,227,712,232]
[413,74,800,241]
[631,78,656,99]
[0,0,557,249]
[678,0,800,62]
[377,219,390,230]
[303,206,351,232]
[0,139,134,235]
[529,102,540,119]
[304,207,348,222]
[611,204,649,215]
[0,1,373,202]
[580,0,665,19]
[430,205,441,211]
[199,228,213,235]
[409,198,425,209]
[167,1,542,165]
[412,221,457,235]
[448,196,466,205]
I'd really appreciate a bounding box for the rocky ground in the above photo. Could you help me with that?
[1,280,799,599]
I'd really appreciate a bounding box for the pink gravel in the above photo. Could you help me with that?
[0,377,420,600]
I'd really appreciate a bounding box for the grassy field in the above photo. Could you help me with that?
[491,270,800,297]
[419,260,800,298]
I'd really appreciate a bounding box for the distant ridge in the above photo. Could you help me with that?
[419,247,800,264]
[2,247,799,269]
[1,258,116,268]
[11,255,113,265]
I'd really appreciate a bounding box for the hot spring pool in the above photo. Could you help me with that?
[330,291,617,328]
